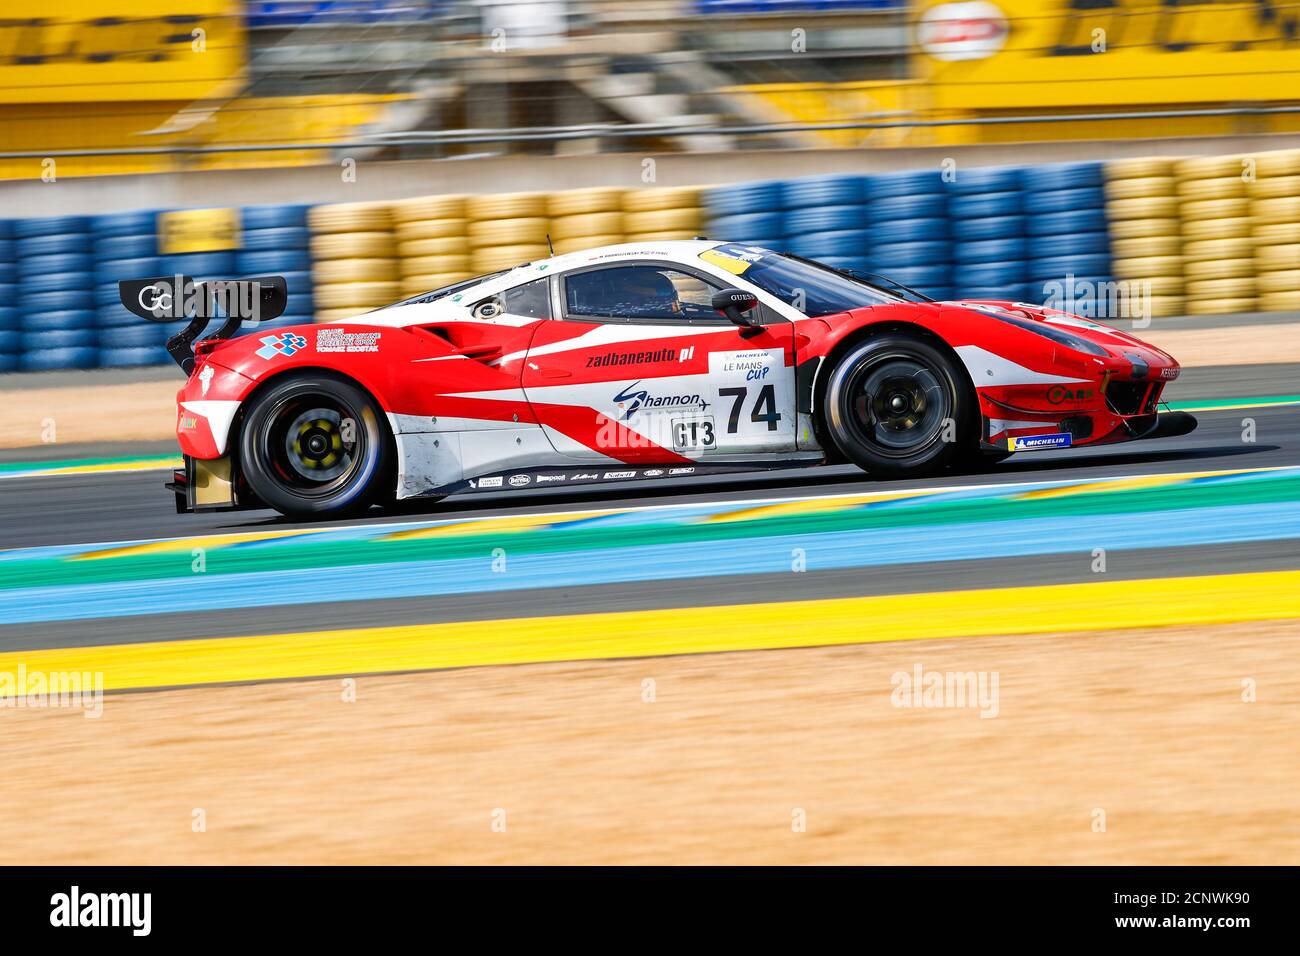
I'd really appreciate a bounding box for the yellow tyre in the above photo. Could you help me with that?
[471,244,549,272]
[1108,217,1179,240]
[1137,275,1186,295]
[1186,277,1256,299]
[1186,297,1256,315]
[549,211,623,241]
[314,307,375,323]
[1175,176,1247,201]
[1104,177,1176,201]
[400,273,475,297]
[466,192,547,220]
[1106,157,1180,180]
[1175,155,1250,180]
[312,258,399,283]
[1256,150,1300,178]
[1181,217,1252,242]
[623,207,702,233]
[400,254,472,277]
[310,232,396,260]
[1259,290,1300,312]
[1181,198,1251,221]
[1112,255,1183,279]
[1248,176,1300,200]
[1256,243,1300,272]
[1184,258,1255,281]
[307,202,391,234]
[625,230,699,243]
[1110,236,1181,259]
[548,188,626,217]
[623,187,701,212]
[554,234,625,255]
[390,194,467,223]
[1258,270,1300,293]
[1148,295,1187,318]
[399,236,467,258]
[394,219,468,243]
[1252,196,1300,224]
[1254,222,1300,246]
[315,281,401,309]
[468,217,550,249]
[1108,196,1179,220]
[1182,237,1253,261]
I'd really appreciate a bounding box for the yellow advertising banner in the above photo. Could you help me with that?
[0,0,244,103]
[914,0,1300,109]
[158,208,240,255]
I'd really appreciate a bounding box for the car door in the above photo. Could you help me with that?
[520,261,796,463]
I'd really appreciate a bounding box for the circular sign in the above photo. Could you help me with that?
[917,2,1010,61]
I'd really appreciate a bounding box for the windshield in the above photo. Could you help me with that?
[383,271,509,310]
[699,243,902,317]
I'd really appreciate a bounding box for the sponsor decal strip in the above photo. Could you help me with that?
[3,568,1298,695]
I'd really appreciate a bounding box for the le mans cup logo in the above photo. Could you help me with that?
[916,1,1010,61]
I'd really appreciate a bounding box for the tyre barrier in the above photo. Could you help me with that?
[1105,159,1184,318]
[1175,156,1254,315]
[308,201,397,320]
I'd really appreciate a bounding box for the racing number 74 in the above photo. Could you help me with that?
[719,385,782,433]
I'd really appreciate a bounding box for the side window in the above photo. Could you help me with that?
[564,266,723,321]
[471,277,551,320]
[503,278,551,319]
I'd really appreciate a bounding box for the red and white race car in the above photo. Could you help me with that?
[167,240,1195,517]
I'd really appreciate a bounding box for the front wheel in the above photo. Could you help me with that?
[822,333,972,477]
[238,373,390,518]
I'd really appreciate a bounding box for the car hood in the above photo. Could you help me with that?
[944,298,1178,366]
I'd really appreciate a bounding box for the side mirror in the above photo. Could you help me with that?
[712,288,761,327]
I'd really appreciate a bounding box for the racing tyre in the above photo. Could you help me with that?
[822,333,971,476]
[238,373,391,517]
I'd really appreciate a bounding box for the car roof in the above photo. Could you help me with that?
[349,240,727,328]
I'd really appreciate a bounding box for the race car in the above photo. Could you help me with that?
[163,240,1196,517]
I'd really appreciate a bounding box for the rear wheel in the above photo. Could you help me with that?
[238,373,390,518]
[822,333,972,476]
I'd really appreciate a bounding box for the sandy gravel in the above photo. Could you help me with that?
[2,620,1296,864]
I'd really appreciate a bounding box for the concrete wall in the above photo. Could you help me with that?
[4,132,1300,216]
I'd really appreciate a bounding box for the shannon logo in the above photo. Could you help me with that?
[613,382,709,420]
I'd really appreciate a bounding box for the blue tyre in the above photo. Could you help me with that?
[789,229,871,258]
[864,170,945,199]
[22,309,96,332]
[99,346,170,368]
[99,324,166,349]
[234,249,310,275]
[241,226,311,251]
[23,328,97,350]
[13,217,91,239]
[955,261,1029,288]
[954,237,1029,264]
[0,306,18,330]
[0,352,18,372]
[89,211,157,238]
[242,205,310,230]
[94,234,159,259]
[949,166,1024,194]
[1024,187,1104,215]
[1031,232,1111,257]
[162,252,236,277]
[23,289,80,312]
[20,271,90,295]
[869,217,947,244]
[0,330,19,352]
[16,233,92,257]
[870,241,951,270]
[706,212,786,240]
[1029,254,1111,282]
[782,204,863,235]
[781,174,867,208]
[867,194,945,221]
[95,257,162,285]
[950,192,1021,219]
[21,347,99,371]
[1021,162,1104,191]
[705,181,785,217]
[1026,209,1107,236]
[952,215,1024,242]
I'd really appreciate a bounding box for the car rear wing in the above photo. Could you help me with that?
[118,274,288,374]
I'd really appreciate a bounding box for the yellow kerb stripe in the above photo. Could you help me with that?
[2,569,1297,695]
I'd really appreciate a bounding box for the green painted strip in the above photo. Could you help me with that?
[1166,395,1300,411]
[0,455,179,475]
[2,470,1298,592]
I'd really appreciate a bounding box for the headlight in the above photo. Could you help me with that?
[981,311,1109,357]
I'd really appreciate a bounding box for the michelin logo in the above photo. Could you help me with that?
[1007,433,1072,452]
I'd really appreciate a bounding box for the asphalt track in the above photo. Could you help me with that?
[0,361,1297,689]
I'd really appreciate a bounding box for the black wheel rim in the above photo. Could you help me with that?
[843,351,950,459]
[258,393,368,499]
